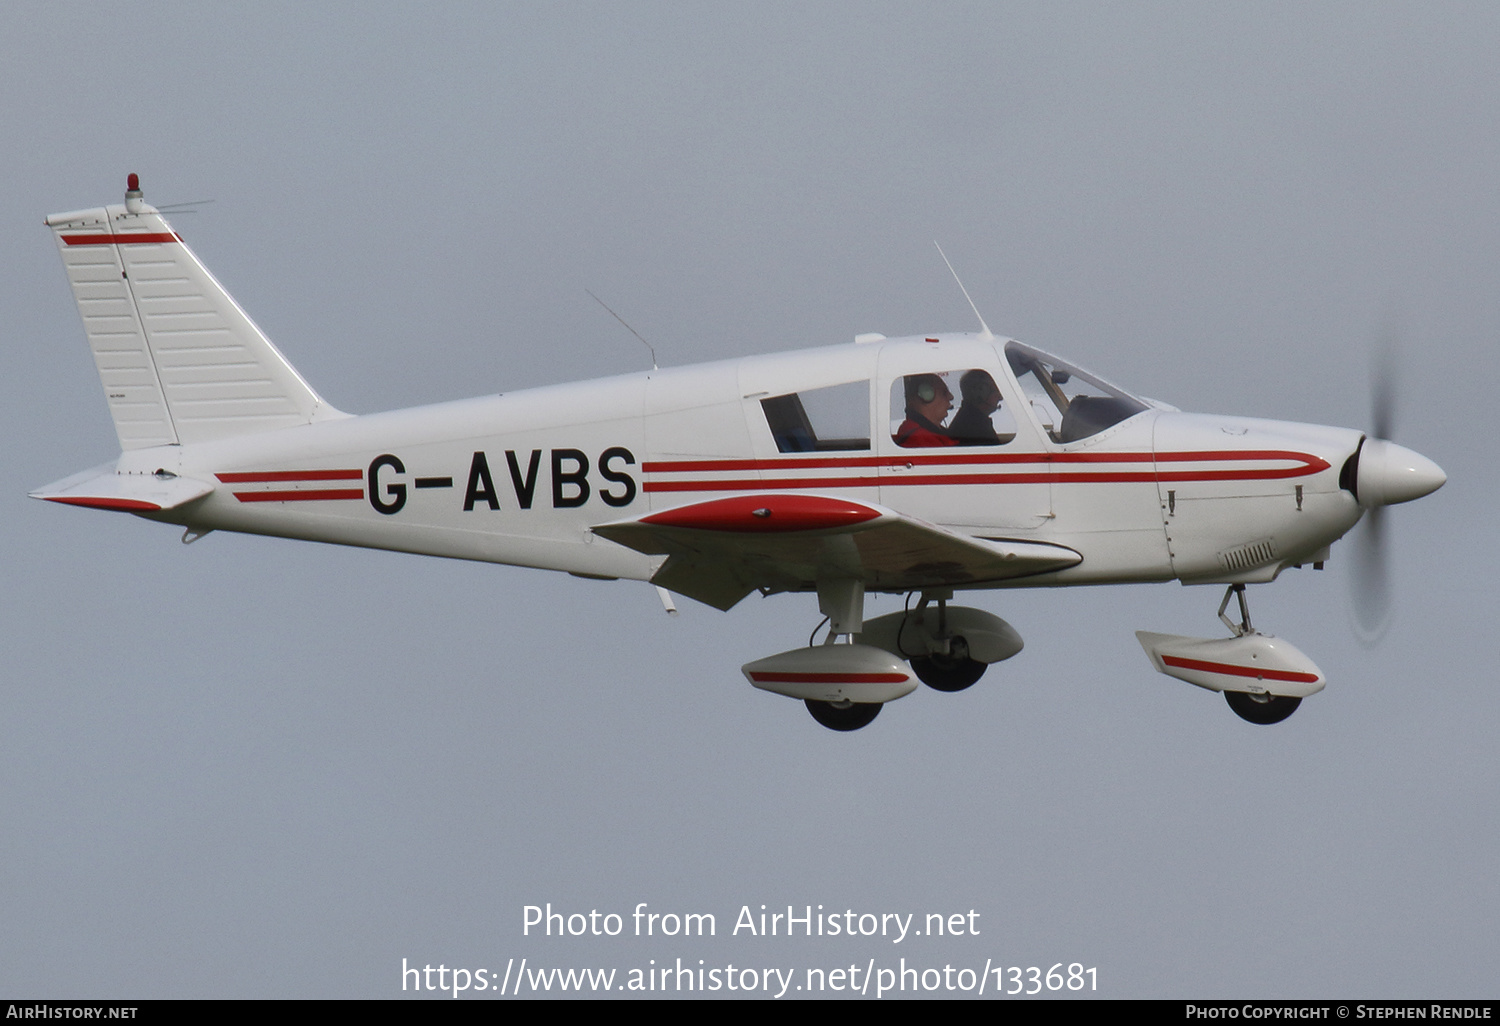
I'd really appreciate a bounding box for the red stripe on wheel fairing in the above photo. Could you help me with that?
[1161,655,1320,684]
[748,671,910,684]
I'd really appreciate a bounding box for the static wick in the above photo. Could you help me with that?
[587,289,657,370]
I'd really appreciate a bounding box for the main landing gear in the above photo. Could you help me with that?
[804,699,883,731]
[902,594,989,693]
[740,578,913,733]
[741,582,1026,732]
[911,647,988,692]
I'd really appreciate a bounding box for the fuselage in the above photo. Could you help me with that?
[116,333,1367,595]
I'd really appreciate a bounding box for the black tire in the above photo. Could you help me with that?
[1225,690,1302,725]
[805,700,882,731]
[910,638,987,692]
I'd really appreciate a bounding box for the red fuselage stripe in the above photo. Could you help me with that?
[648,476,884,492]
[643,450,1326,474]
[61,232,181,246]
[641,449,1327,492]
[1161,655,1320,684]
[216,469,363,483]
[232,489,365,503]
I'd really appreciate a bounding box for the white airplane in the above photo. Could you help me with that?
[34,176,1447,730]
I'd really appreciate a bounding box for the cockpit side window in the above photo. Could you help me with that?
[761,380,870,453]
[889,369,1016,448]
[1004,342,1147,443]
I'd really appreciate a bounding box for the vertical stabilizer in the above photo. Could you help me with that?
[46,175,344,450]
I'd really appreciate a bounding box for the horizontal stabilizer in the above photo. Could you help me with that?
[30,462,214,513]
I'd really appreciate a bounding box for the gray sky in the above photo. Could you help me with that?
[3,2,1495,999]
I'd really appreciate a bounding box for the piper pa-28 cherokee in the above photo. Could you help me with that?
[35,176,1446,730]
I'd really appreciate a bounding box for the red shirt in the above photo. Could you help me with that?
[895,418,957,448]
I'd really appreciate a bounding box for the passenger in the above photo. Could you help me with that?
[895,374,957,447]
[948,370,1004,446]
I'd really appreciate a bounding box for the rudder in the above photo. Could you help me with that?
[46,175,344,451]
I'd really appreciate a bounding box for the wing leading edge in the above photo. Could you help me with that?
[592,494,1080,610]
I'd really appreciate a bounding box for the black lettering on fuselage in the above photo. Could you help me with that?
[464,451,500,511]
[369,454,407,515]
[599,447,637,508]
[552,449,590,508]
[453,447,636,513]
[506,449,542,509]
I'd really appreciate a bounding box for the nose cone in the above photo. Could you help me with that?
[1355,438,1447,507]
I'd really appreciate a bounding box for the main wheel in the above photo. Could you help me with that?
[910,637,987,692]
[805,699,882,731]
[1225,690,1302,725]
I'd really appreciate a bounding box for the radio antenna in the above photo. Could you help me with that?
[933,241,994,340]
[586,289,658,370]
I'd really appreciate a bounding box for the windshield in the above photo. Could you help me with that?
[1004,341,1148,443]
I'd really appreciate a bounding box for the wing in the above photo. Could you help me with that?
[591,494,1080,610]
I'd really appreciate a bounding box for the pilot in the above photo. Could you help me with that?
[947,369,1004,446]
[895,374,957,447]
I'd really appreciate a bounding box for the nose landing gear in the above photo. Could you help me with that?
[1216,585,1303,725]
[1136,584,1326,725]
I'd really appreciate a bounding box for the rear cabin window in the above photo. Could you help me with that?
[761,380,871,453]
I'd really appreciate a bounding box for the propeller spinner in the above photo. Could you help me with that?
[1343,349,1446,640]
